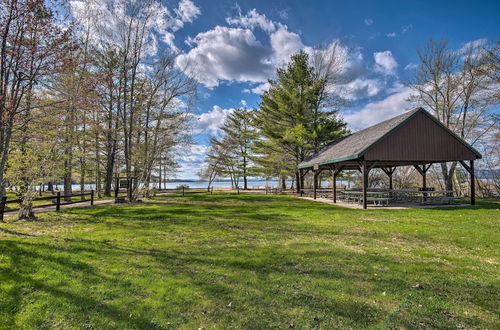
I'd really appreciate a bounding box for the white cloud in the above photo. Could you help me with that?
[343,78,385,100]
[404,62,418,71]
[270,25,304,65]
[342,87,412,130]
[457,38,488,59]
[176,26,273,88]
[243,82,271,94]
[340,48,368,81]
[174,144,209,179]
[401,24,412,33]
[364,18,374,26]
[226,8,276,33]
[175,0,201,24]
[178,9,305,88]
[69,0,200,53]
[240,100,247,107]
[386,32,397,38]
[277,9,289,20]
[192,105,234,135]
[373,50,398,76]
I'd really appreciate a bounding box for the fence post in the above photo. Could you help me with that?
[211,186,213,195]
[56,192,61,211]
[182,186,185,197]
[91,190,94,206]
[0,196,7,222]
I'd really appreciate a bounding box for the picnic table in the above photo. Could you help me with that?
[340,190,391,206]
[339,189,457,206]
[391,189,456,204]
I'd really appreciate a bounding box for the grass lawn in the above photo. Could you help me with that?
[0,193,498,329]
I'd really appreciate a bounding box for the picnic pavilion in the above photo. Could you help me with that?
[297,107,482,209]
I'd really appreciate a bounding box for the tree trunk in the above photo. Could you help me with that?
[441,162,457,195]
[103,145,116,196]
[18,201,36,220]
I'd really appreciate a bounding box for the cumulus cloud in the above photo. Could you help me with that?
[270,26,304,65]
[364,18,374,26]
[69,0,200,53]
[177,9,304,88]
[373,50,398,76]
[386,32,397,37]
[246,82,271,94]
[226,8,276,33]
[192,105,234,135]
[175,0,201,24]
[176,26,273,88]
[343,78,385,100]
[342,87,412,130]
[340,48,368,81]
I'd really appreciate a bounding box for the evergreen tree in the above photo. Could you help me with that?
[253,50,349,189]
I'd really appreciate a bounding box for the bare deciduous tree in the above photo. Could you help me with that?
[409,39,498,192]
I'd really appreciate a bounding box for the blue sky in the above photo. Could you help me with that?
[70,0,499,179]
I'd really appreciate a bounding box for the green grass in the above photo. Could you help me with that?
[0,193,498,329]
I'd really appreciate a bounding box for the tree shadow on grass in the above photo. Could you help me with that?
[0,221,492,329]
[0,240,166,329]
[1,194,495,328]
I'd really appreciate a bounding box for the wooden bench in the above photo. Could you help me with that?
[115,197,127,203]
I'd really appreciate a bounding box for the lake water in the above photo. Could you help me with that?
[40,180,283,191]
[39,179,349,191]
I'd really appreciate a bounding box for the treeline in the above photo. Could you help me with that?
[0,0,197,219]
[203,41,499,195]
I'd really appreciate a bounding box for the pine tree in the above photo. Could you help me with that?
[253,50,348,189]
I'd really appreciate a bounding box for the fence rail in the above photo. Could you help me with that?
[156,187,214,196]
[0,190,94,221]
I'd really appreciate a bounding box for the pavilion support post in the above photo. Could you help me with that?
[414,164,432,190]
[381,167,396,191]
[331,165,344,203]
[296,170,301,194]
[459,160,475,206]
[313,170,318,200]
[331,165,336,203]
[470,160,475,206]
[362,161,368,209]
[414,164,432,201]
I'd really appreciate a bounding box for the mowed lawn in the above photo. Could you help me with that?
[0,194,498,329]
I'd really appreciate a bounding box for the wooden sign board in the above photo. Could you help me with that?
[119,179,130,188]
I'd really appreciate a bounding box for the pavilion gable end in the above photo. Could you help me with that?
[363,111,479,162]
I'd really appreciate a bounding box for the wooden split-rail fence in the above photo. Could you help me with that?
[0,190,94,221]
